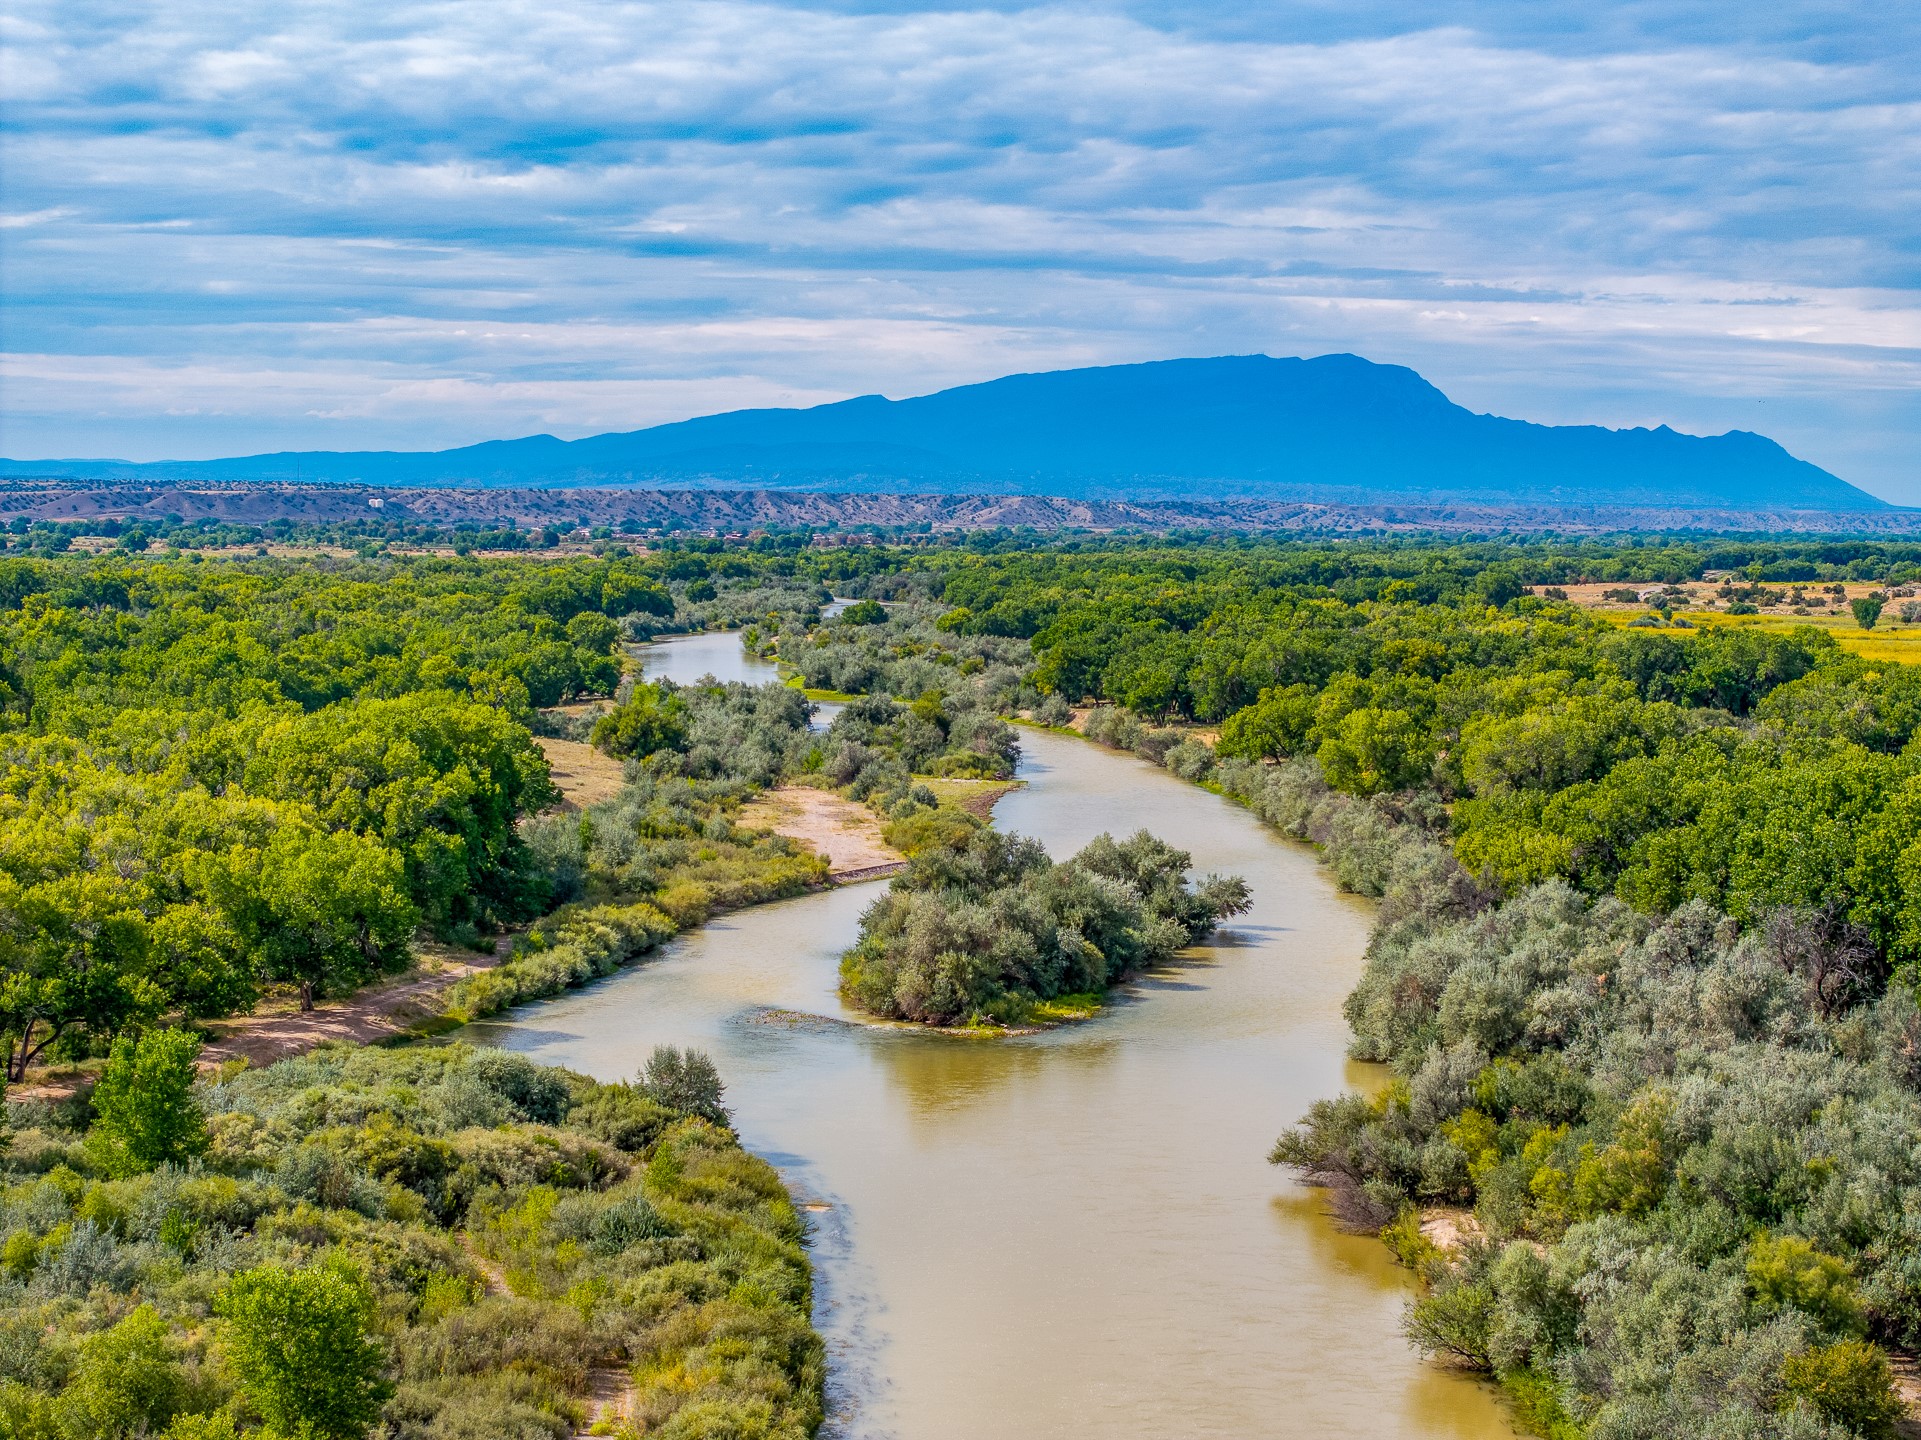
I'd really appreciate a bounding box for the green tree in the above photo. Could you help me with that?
[513,640,589,706]
[1851,596,1884,630]
[0,871,160,1081]
[1316,706,1430,796]
[216,1262,392,1440]
[564,610,621,654]
[1458,696,1677,797]
[600,570,674,618]
[210,827,416,1010]
[590,683,688,759]
[146,903,256,1019]
[1216,684,1316,760]
[246,697,556,932]
[639,1045,731,1127]
[841,599,886,625]
[88,1027,209,1176]
[1472,565,1524,608]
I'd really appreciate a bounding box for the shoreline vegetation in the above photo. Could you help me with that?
[932,544,1921,1440]
[1,1036,823,1439]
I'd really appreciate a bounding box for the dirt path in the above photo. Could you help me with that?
[459,1235,512,1297]
[536,736,627,810]
[194,942,506,1072]
[575,1367,637,1437]
[738,785,904,877]
[458,1233,633,1435]
[1892,1351,1921,1439]
[11,944,509,1101]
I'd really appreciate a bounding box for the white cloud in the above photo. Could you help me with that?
[1,0,1917,495]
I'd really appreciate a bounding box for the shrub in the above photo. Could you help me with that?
[443,902,677,1020]
[216,1261,393,1440]
[638,1047,731,1128]
[1406,1271,1495,1369]
[1164,738,1216,783]
[56,1305,195,1438]
[882,806,981,856]
[1035,694,1074,727]
[1778,1340,1902,1439]
[1083,705,1144,752]
[1747,1234,1866,1337]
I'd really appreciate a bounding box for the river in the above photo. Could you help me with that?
[474,632,1515,1439]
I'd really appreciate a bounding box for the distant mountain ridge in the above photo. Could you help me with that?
[3,354,1884,511]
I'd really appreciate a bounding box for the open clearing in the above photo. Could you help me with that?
[1560,581,1921,664]
[1587,606,1921,665]
[536,735,627,809]
[739,785,904,876]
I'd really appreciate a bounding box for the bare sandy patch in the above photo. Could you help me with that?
[1418,1207,1484,1254]
[1890,1350,1921,1437]
[739,786,903,877]
[537,736,627,811]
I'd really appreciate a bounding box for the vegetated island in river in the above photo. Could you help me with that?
[839,826,1250,1029]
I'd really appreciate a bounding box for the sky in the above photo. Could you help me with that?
[3,1,1919,499]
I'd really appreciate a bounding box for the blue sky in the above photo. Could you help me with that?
[3,1,1919,499]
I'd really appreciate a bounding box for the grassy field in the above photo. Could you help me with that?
[1558,578,1921,666]
[782,673,864,701]
[917,775,1022,805]
[1587,607,1921,664]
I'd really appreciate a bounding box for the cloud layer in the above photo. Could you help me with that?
[4,1,1918,496]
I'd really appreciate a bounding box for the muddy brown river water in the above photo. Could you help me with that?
[472,633,1515,1438]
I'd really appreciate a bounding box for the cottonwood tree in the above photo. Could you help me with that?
[207,826,415,1010]
[0,871,160,1081]
[591,682,688,759]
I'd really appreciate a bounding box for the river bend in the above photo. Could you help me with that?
[470,631,1513,1439]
